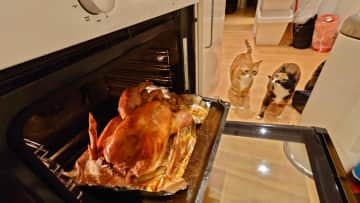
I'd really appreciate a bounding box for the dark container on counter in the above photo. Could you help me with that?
[292,15,317,49]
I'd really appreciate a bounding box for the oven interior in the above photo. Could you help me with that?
[5,6,201,202]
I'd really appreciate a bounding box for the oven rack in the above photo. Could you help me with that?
[23,138,83,200]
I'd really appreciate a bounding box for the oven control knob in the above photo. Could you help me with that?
[78,0,115,15]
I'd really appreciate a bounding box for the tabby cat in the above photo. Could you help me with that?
[228,40,262,108]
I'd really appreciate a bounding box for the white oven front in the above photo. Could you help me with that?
[0,0,197,70]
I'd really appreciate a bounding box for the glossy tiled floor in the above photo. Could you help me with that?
[204,8,327,203]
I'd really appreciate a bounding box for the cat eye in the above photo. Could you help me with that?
[252,70,258,75]
[244,70,249,74]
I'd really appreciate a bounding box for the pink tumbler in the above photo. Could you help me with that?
[312,14,339,52]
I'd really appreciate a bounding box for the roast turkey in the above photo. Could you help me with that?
[66,81,207,193]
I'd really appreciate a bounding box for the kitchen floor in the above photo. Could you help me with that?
[208,8,328,125]
[204,8,328,203]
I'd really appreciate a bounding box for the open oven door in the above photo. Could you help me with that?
[205,121,356,203]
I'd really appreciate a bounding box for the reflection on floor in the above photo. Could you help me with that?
[204,8,326,203]
[208,8,328,125]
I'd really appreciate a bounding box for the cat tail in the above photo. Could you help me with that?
[245,40,252,54]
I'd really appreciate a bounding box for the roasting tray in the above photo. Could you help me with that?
[10,95,229,203]
[78,97,230,203]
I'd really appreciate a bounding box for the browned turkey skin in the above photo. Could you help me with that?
[68,81,194,191]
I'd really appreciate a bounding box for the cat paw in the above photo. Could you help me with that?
[256,115,263,120]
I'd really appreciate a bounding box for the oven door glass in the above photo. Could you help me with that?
[204,121,353,203]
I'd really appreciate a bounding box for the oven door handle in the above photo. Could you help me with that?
[182,37,190,91]
[204,0,215,48]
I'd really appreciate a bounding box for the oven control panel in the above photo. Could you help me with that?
[73,0,114,23]
[0,0,198,70]
[78,0,115,15]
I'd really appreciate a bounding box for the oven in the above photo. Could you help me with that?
[0,5,204,202]
[0,1,356,203]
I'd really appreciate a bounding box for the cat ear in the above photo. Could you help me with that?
[252,60,263,72]
[280,65,286,72]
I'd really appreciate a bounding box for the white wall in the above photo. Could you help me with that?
[317,0,338,15]
[318,0,360,25]
[334,0,360,24]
